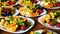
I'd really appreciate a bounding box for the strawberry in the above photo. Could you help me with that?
[58,3,60,7]
[56,23,60,27]
[33,0,37,3]
[20,26,25,30]
[31,0,37,3]
[38,9,43,14]
[49,21,53,26]
[7,1,14,6]
[3,9,8,13]
[53,3,57,7]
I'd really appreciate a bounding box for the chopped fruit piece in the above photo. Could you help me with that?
[38,9,43,14]
[3,9,8,13]
[53,3,57,7]
[58,3,60,7]
[30,31,34,34]
[7,2,14,6]
[49,21,53,26]
[33,0,37,3]
[56,23,60,27]
[20,26,25,30]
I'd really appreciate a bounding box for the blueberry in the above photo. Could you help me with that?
[44,21,46,23]
[2,12,7,16]
[1,0,8,2]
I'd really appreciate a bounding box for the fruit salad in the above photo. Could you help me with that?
[1,0,18,6]
[40,0,60,9]
[0,16,32,32]
[29,30,56,34]
[41,10,60,28]
[0,6,15,17]
[18,0,43,17]
[18,0,37,6]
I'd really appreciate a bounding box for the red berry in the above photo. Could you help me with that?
[20,26,25,30]
[38,9,43,14]
[7,1,14,6]
[53,3,57,7]
[58,3,60,7]
[3,9,8,13]
[34,0,37,3]
[7,4,11,6]
[56,23,60,27]
[49,21,53,26]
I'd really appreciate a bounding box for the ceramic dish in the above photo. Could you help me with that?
[0,6,19,17]
[37,0,60,9]
[38,11,60,29]
[1,0,18,7]
[18,8,46,17]
[16,0,46,17]
[0,16,35,33]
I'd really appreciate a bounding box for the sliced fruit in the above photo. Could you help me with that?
[56,23,60,27]
[20,25,25,30]
[30,31,34,34]
[49,21,53,26]
[38,9,43,14]
[58,3,60,7]
[49,12,55,19]
[53,3,57,7]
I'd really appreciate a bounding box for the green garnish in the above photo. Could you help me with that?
[52,19,57,26]
[27,6,30,9]
[17,20,25,25]
[9,16,13,21]
[34,5,38,9]
[25,0,30,2]
[35,32,40,34]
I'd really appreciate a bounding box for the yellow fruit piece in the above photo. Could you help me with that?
[30,31,34,34]
[41,14,50,23]
[43,2,53,8]
[11,0,15,2]
[47,32,53,34]
[5,23,18,32]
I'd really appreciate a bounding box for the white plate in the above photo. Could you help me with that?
[1,0,18,7]
[38,15,60,30]
[37,0,60,9]
[13,9,19,16]
[0,16,35,33]
[34,30,57,34]
[17,9,47,17]
[1,7,19,17]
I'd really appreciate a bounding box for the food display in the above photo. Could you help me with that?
[39,0,60,9]
[1,0,18,6]
[38,10,60,29]
[29,30,57,34]
[18,0,37,6]
[18,0,46,17]
[0,16,33,32]
[0,0,60,34]
[0,6,15,17]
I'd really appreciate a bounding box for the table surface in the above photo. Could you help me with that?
[1,0,60,34]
